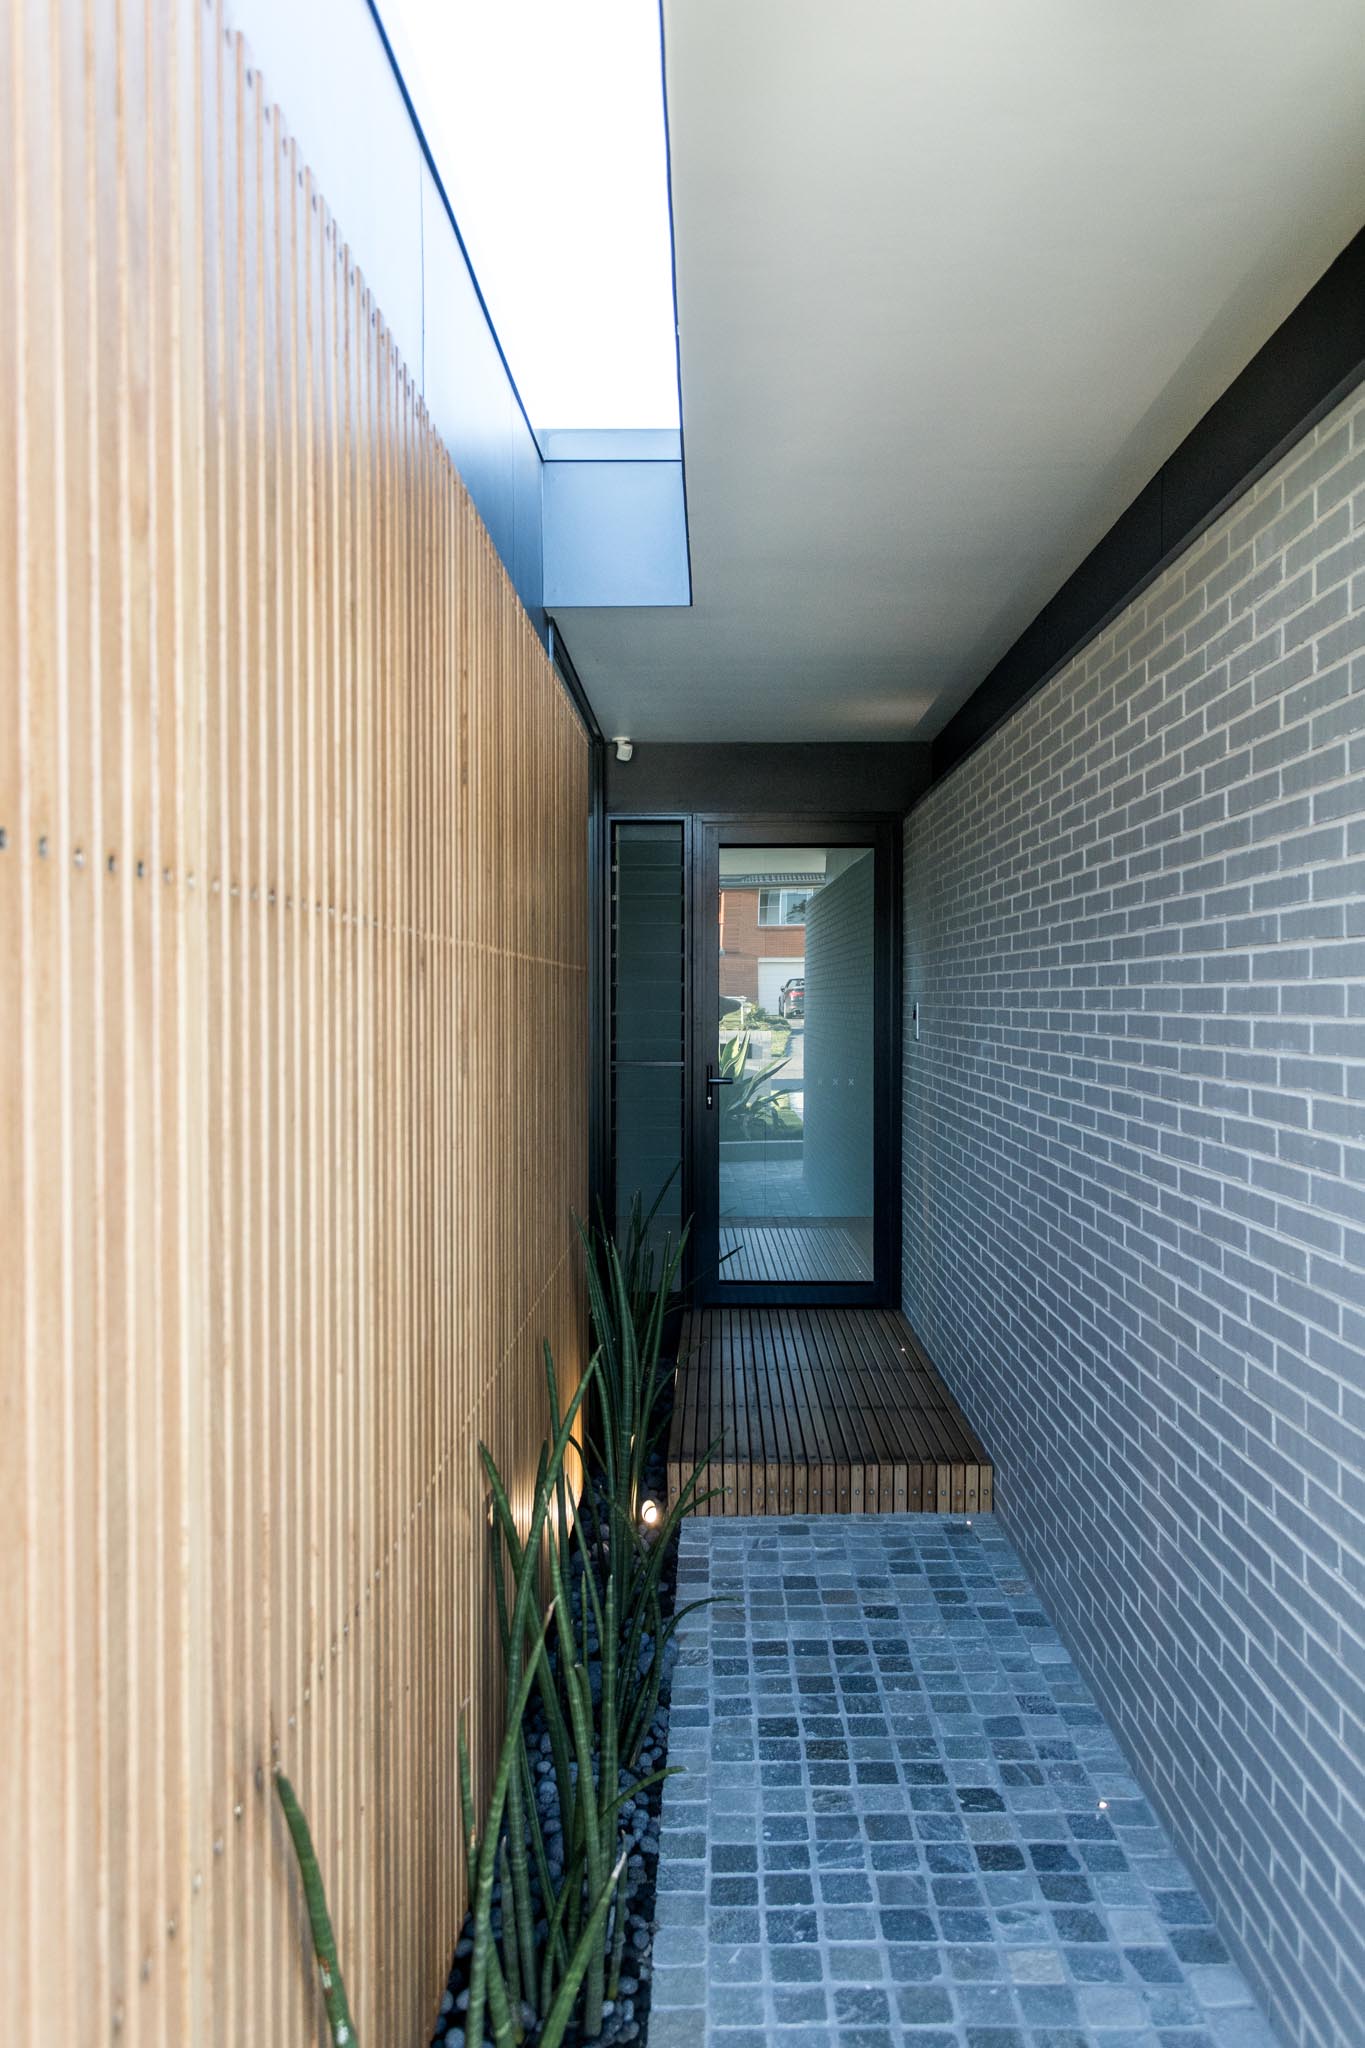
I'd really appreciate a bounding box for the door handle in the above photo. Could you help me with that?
[705,1069,735,1110]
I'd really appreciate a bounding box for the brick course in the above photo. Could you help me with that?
[903,381,1365,2048]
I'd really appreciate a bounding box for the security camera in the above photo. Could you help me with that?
[613,736,634,763]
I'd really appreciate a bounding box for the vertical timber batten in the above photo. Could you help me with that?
[0,3,590,2042]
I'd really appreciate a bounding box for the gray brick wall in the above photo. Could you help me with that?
[903,382,1365,2048]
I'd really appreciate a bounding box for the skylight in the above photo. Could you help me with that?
[380,0,680,437]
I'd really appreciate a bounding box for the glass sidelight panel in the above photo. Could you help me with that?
[611,820,685,1250]
[715,845,874,1285]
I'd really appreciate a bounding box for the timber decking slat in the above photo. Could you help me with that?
[677,1312,698,1512]
[689,1313,709,1512]
[717,1222,874,1285]
[712,1312,727,1515]
[774,1314,799,1516]
[677,1313,694,1510]
[735,1309,755,1517]
[721,1308,739,1517]
[679,1310,712,1516]
[762,1310,789,1513]
[872,1309,980,1468]
[770,1310,811,1514]
[670,1307,992,1518]
[802,1310,858,1515]
[841,1309,913,1513]
[730,1310,748,1516]
[829,1306,899,1513]
[821,1309,894,1515]
[803,1308,850,1513]
[776,1309,832,1514]
[756,1308,782,1515]
[753,1312,774,1509]
[865,1310,974,1471]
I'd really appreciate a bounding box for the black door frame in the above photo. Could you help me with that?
[687,814,901,1308]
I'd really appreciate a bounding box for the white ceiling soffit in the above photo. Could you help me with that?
[555,0,1365,745]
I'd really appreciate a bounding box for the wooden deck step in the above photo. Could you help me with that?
[665,1307,993,1518]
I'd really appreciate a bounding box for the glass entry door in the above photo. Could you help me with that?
[693,824,894,1304]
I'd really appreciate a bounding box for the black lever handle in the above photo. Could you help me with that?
[705,1069,735,1110]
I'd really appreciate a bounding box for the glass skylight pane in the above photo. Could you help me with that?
[379,0,680,435]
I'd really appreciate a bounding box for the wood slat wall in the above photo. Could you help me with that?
[0,3,589,2042]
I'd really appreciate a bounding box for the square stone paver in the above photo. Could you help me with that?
[654,1516,1274,2047]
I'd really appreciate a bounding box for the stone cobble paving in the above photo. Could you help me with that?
[650,1517,1278,2048]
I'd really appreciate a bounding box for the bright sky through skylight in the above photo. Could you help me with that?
[380,0,679,434]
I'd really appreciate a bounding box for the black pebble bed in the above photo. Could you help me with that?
[428,1415,681,2048]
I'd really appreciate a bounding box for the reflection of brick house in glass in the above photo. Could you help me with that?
[718,863,823,1008]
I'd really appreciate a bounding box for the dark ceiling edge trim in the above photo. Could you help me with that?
[927,224,1365,794]
[546,618,607,746]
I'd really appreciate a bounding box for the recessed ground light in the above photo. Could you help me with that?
[639,1497,661,1529]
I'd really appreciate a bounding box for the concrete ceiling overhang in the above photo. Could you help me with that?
[553,0,1365,745]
